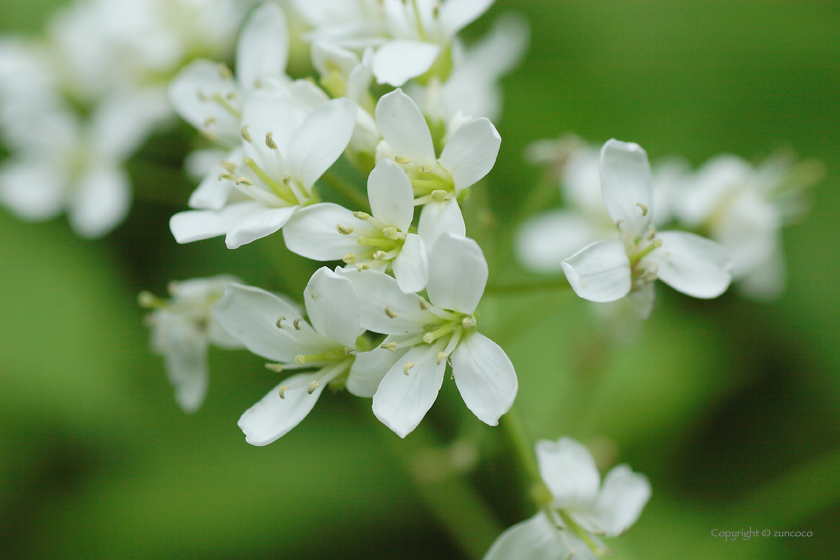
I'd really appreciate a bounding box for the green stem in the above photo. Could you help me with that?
[500,405,541,487]
[320,170,371,212]
[484,279,571,296]
[364,407,503,560]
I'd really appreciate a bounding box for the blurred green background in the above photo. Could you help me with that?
[1,0,839,558]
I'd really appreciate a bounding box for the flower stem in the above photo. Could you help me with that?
[363,403,503,560]
[500,405,541,487]
[319,170,371,212]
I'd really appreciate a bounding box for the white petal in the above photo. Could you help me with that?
[737,243,786,300]
[170,201,262,244]
[589,465,652,537]
[450,332,517,426]
[238,372,325,445]
[652,231,732,298]
[375,89,436,164]
[288,98,357,189]
[69,165,131,238]
[347,345,408,398]
[372,342,447,438]
[536,438,601,509]
[438,117,500,192]
[310,40,359,78]
[304,267,361,347]
[417,198,465,247]
[225,205,297,249]
[438,0,495,36]
[483,513,567,560]
[168,60,239,145]
[426,233,488,314]
[336,268,431,335]
[90,89,171,159]
[161,323,209,414]
[0,161,65,220]
[368,158,415,231]
[515,211,604,273]
[236,2,289,91]
[561,240,631,302]
[372,40,440,87]
[600,139,652,237]
[187,149,241,210]
[283,202,365,260]
[393,233,429,294]
[213,284,317,362]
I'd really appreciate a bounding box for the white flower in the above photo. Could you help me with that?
[213,268,368,445]
[674,153,820,299]
[168,2,291,147]
[0,89,169,238]
[484,437,651,560]
[284,158,429,293]
[517,140,687,274]
[169,93,356,248]
[374,88,501,247]
[339,233,517,438]
[406,13,529,123]
[293,0,496,87]
[141,275,244,413]
[560,140,732,317]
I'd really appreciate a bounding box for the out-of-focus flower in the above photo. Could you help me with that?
[674,152,822,299]
[561,140,731,318]
[483,437,651,560]
[140,275,244,413]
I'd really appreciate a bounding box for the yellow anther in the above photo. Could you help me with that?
[353,211,371,220]
[343,253,357,265]
[278,384,290,399]
[218,64,233,80]
[380,342,398,352]
[167,281,180,295]
[202,130,219,142]
[220,161,237,173]
[436,352,448,364]
[356,263,370,271]
[282,174,292,185]
[336,224,354,235]
[636,202,648,216]
[308,380,320,394]
[461,317,476,329]
[295,355,306,365]
[265,131,277,149]
[235,177,253,186]
[431,190,448,201]
[218,172,235,181]
[384,305,398,319]
[403,362,415,375]
[293,318,302,330]
[226,91,236,100]
[419,298,431,310]
[241,125,252,143]
[395,155,411,164]
[275,316,285,329]
[372,250,387,260]
[265,363,284,373]
[203,117,216,126]
[344,346,356,355]
[423,333,435,344]
[382,227,399,240]
[419,166,433,173]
